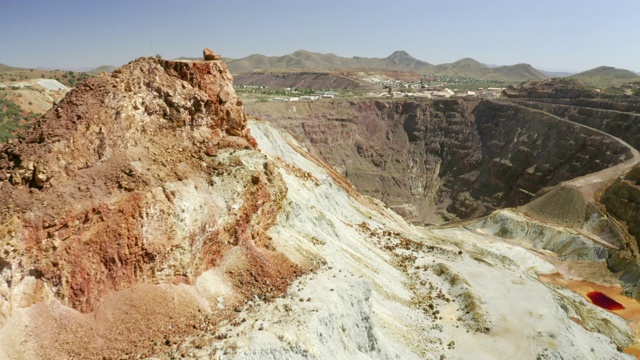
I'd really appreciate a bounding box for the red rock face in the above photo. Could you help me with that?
[0,57,300,357]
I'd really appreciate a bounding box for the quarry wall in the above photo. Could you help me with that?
[247,99,633,223]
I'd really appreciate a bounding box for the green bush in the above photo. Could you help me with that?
[0,97,27,143]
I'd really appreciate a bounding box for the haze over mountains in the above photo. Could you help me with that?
[3,49,639,87]
[178,49,640,86]
[213,49,548,82]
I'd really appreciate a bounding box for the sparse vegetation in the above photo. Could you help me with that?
[0,96,34,142]
[0,65,94,87]
[234,85,317,96]
[569,66,640,88]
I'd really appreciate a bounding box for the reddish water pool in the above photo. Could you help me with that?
[587,291,625,310]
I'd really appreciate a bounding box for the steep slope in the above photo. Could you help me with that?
[179,120,635,359]
[0,80,69,143]
[246,99,633,223]
[0,56,304,358]
[369,50,432,72]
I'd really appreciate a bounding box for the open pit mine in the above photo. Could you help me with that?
[1,55,640,359]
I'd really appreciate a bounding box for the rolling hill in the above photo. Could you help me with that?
[421,58,544,81]
[0,63,94,87]
[0,63,24,72]
[569,66,640,88]
[426,58,491,78]
[491,63,548,82]
[215,49,433,74]
[87,65,117,74]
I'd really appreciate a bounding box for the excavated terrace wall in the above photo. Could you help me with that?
[247,99,633,223]
[510,99,640,150]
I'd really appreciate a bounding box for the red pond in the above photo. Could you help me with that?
[587,291,625,311]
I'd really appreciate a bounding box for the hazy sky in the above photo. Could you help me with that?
[1,0,638,72]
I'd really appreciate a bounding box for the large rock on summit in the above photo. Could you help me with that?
[203,47,222,61]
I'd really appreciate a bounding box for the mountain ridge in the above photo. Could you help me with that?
[216,49,433,74]
[178,50,548,82]
[226,50,548,82]
[569,65,640,88]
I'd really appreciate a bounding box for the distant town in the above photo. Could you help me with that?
[234,82,505,102]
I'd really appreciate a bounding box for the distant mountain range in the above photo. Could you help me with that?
[223,50,433,74]
[4,51,640,87]
[210,50,548,83]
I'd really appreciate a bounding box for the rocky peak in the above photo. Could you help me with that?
[0,55,300,357]
[388,50,412,59]
[0,56,253,190]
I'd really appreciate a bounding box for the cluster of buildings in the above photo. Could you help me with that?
[368,86,505,99]
[273,91,336,102]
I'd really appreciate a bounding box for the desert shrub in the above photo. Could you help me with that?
[0,97,28,143]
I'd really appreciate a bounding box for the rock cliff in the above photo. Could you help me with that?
[602,166,640,295]
[0,57,301,358]
[246,99,632,223]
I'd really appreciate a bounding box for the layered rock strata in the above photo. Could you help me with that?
[246,99,633,223]
[0,57,302,358]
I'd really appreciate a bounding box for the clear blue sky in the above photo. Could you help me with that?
[1,0,638,72]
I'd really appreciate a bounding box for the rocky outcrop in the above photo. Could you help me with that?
[0,57,303,358]
[203,48,221,61]
[602,166,640,294]
[246,99,632,223]
[509,99,640,150]
[604,166,640,244]
[1,57,251,188]
[488,80,640,299]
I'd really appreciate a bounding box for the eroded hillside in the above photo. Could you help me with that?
[246,99,633,223]
[0,56,305,358]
